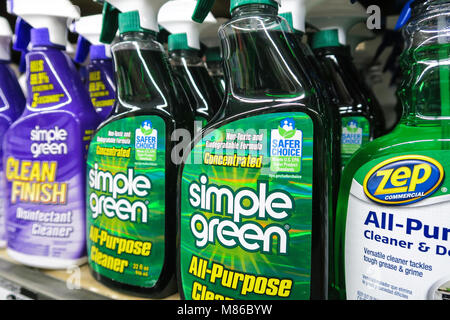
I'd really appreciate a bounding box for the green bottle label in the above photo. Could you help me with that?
[180,113,313,300]
[345,152,450,300]
[341,116,370,168]
[86,116,166,287]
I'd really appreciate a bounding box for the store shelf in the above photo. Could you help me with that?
[0,250,180,300]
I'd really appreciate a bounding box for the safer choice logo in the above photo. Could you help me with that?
[363,155,444,205]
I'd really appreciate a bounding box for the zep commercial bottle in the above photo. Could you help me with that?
[334,0,450,300]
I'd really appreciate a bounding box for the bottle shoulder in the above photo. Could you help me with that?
[97,99,194,133]
[206,100,329,131]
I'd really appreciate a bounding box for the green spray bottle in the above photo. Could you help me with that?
[278,0,342,296]
[333,0,450,300]
[310,14,386,171]
[85,0,193,298]
[177,0,332,300]
[158,0,222,126]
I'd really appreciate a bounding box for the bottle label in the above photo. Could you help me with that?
[180,113,313,300]
[87,68,115,120]
[86,116,166,287]
[341,116,370,168]
[3,113,87,259]
[26,53,70,111]
[345,152,450,300]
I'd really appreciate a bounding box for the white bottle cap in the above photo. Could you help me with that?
[7,0,80,48]
[106,0,168,33]
[308,0,367,45]
[158,0,216,50]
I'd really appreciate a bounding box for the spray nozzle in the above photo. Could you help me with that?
[7,0,80,49]
[100,2,120,44]
[192,0,215,23]
[71,14,113,64]
[12,17,31,52]
[279,0,329,34]
[159,0,216,51]
[99,0,167,44]
[192,0,281,23]
[11,17,31,72]
[279,0,307,33]
[199,17,227,51]
[308,0,368,46]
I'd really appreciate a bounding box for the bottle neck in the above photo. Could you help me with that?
[231,3,278,17]
[399,1,450,126]
[112,31,176,113]
[118,31,158,43]
[220,4,307,104]
[169,50,203,67]
[206,60,224,77]
[400,48,450,125]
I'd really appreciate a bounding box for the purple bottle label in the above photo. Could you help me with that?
[3,113,87,259]
[27,53,70,111]
[87,66,115,121]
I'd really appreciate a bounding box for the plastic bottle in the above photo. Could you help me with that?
[158,0,222,126]
[71,14,116,121]
[334,0,450,300]
[278,0,342,299]
[85,0,192,298]
[0,16,26,248]
[178,0,332,300]
[4,0,100,269]
[312,28,386,170]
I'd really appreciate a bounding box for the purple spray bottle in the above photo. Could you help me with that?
[3,0,100,268]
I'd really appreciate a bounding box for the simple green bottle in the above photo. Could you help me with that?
[85,10,192,298]
[333,0,450,300]
[312,29,386,171]
[178,0,332,300]
[279,3,343,298]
